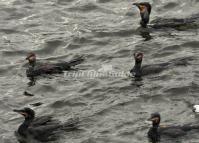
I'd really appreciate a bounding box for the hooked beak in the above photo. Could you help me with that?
[25,56,30,60]
[13,109,23,113]
[133,3,139,7]
[147,117,159,122]
[128,3,139,11]
[13,109,27,116]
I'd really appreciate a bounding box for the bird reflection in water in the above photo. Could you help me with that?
[139,29,152,41]
[27,76,36,87]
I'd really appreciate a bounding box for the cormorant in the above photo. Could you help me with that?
[133,2,199,29]
[130,52,169,77]
[13,107,79,142]
[130,52,192,77]
[148,112,199,142]
[25,52,84,77]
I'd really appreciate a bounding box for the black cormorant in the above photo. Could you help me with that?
[13,107,79,142]
[133,2,199,29]
[130,52,192,77]
[25,52,84,77]
[148,112,199,142]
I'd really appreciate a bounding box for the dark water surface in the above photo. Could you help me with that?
[0,0,199,143]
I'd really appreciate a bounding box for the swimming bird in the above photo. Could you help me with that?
[25,52,84,77]
[133,2,199,29]
[130,52,192,77]
[13,107,79,142]
[147,112,199,142]
[130,52,169,78]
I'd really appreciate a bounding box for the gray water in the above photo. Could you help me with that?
[0,0,199,143]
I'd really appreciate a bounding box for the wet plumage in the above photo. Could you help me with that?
[130,52,192,77]
[148,112,199,142]
[13,108,79,143]
[133,2,199,29]
[25,53,84,77]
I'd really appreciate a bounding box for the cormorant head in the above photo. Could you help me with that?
[148,112,161,127]
[134,52,143,63]
[13,107,35,120]
[26,52,36,65]
[133,2,151,28]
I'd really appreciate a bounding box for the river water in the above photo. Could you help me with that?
[0,0,199,143]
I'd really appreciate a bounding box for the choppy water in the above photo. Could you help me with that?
[0,0,199,143]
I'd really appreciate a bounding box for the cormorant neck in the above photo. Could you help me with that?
[135,60,142,68]
[29,61,36,67]
[140,11,150,28]
[152,124,159,128]
[151,124,159,135]
[148,125,160,142]
[132,60,142,77]
[18,118,33,137]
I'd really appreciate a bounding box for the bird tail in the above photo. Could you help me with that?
[190,124,199,130]
[182,124,199,131]
[67,56,84,67]
[169,57,193,67]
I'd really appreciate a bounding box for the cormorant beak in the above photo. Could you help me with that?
[25,55,31,60]
[25,53,36,61]
[147,117,159,123]
[13,109,28,117]
[133,3,139,7]
[25,55,36,63]
[132,3,140,11]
